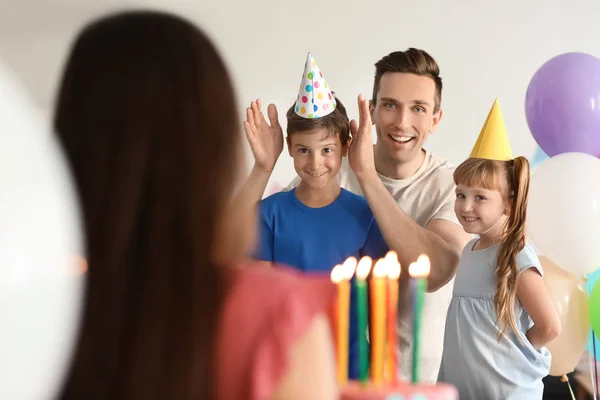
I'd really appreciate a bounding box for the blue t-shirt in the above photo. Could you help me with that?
[255,188,388,270]
[254,188,389,379]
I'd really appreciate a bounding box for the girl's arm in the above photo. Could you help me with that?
[517,268,561,349]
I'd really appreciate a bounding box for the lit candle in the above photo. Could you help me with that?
[331,258,357,385]
[331,264,349,385]
[370,258,388,385]
[409,254,430,384]
[355,256,372,383]
[342,257,358,380]
[385,251,401,384]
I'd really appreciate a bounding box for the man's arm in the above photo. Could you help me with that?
[356,177,468,291]
[424,218,471,289]
[348,95,470,291]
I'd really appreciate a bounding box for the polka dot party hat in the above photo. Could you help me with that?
[294,52,336,119]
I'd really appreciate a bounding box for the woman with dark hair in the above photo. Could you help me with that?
[54,10,337,400]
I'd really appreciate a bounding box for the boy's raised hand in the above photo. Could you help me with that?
[348,94,376,181]
[243,99,284,173]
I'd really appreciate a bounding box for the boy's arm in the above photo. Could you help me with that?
[233,99,284,209]
[234,165,276,210]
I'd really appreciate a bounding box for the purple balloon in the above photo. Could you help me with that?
[525,52,600,157]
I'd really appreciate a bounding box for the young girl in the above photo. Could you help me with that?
[438,100,560,399]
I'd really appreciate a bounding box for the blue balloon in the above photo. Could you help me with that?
[530,146,549,169]
[586,268,600,360]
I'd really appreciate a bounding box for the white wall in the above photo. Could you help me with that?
[1,0,599,195]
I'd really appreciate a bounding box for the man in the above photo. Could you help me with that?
[237,48,471,382]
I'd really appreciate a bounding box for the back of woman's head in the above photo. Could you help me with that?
[453,156,530,341]
[55,10,245,400]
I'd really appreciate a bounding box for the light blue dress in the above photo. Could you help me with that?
[438,239,551,400]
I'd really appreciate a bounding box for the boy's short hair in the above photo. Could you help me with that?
[285,95,350,145]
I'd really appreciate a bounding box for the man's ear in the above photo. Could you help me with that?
[369,100,375,125]
[342,138,351,157]
[430,108,443,134]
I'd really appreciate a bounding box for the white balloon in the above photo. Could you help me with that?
[528,152,600,276]
[0,60,84,397]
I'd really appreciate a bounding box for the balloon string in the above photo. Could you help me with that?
[594,333,600,400]
[586,278,597,400]
[590,350,598,400]
[561,374,576,400]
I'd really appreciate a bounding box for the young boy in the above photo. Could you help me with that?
[248,53,389,379]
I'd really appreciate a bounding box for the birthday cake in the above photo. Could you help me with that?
[340,381,458,400]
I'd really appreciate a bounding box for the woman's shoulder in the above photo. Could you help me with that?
[221,263,335,329]
[216,262,335,400]
[228,262,332,296]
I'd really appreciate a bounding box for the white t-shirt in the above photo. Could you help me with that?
[285,149,459,383]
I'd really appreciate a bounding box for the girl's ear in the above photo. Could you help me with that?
[505,196,513,216]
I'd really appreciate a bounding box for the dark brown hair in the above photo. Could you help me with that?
[372,48,443,112]
[54,10,240,400]
[453,156,531,340]
[285,95,350,145]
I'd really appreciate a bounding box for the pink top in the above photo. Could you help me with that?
[216,263,336,400]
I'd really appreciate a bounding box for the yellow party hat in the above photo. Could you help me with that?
[469,98,513,161]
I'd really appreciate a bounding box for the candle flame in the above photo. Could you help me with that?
[408,262,417,276]
[384,250,398,265]
[356,256,372,280]
[341,256,358,280]
[384,250,401,280]
[417,254,431,275]
[388,260,401,280]
[330,264,345,283]
[409,254,431,278]
[373,258,387,278]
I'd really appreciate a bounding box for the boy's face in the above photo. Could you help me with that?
[371,72,442,165]
[287,129,346,190]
